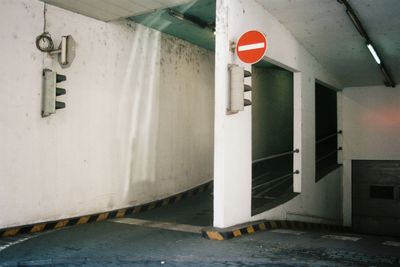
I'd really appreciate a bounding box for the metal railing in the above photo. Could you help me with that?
[252,148,300,200]
[252,170,299,197]
[252,149,299,165]
[252,170,299,191]
[316,147,342,163]
[316,130,342,145]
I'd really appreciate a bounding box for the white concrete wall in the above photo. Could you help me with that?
[0,0,214,229]
[214,0,344,228]
[342,85,400,226]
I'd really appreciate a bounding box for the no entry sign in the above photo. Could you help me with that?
[236,30,267,64]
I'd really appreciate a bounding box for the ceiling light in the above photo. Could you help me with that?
[339,0,395,87]
[367,43,381,65]
[167,9,212,31]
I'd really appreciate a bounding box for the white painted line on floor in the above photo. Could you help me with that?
[238,42,265,52]
[382,241,400,247]
[111,218,203,234]
[322,235,361,242]
[271,229,305,235]
[0,235,37,253]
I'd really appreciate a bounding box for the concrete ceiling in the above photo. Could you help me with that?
[257,0,400,87]
[39,0,192,22]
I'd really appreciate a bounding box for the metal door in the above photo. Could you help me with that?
[352,160,400,237]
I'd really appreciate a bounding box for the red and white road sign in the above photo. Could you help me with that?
[236,30,267,64]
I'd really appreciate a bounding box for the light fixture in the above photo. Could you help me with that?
[346,9,367,38]
[380,65,396,87]
[338,0,395,87]
[167,9,213,31]
[366,43,381,65]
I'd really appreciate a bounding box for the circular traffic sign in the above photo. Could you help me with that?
[236,30,267,64]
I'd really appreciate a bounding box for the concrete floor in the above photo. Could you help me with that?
[1,191,400,266]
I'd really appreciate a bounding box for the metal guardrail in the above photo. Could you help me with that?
[252,149,299,165]
[252,149,300,200]
[253,170,299,197]
[316,147,342,163]
[252,170,299,192]
[316,130,342,145]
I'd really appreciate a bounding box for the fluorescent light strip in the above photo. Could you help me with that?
[367,43,381,65]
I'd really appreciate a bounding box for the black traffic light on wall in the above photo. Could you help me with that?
[42,69,67,117]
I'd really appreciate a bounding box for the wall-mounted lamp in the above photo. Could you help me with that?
[35,32,76,68]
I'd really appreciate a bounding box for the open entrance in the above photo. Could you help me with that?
[251,61,297,215]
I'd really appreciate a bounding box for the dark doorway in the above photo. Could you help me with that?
[315,82,340,182]
[251,61,297,215]
[352,160,400,237]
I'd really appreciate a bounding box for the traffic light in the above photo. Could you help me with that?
[42,69,66,117]
[243,70,252,106]
[228,65,252,114]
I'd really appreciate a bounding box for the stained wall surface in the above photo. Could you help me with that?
[0,0,214,229]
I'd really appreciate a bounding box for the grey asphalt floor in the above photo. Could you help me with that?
[1,190,400,266]
[131,190,213,227]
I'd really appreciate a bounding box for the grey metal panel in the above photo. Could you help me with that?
[40,0,192,21]
[352,160,400,237]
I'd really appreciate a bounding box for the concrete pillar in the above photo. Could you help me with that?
[213,0,252,228]
[213,0,342,228]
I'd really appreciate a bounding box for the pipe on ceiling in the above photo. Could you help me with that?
[338,0,395,87]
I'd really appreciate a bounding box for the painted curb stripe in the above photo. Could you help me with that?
[202,220,350,241]
[3,229,19,237]
[233,229,241,237]
[247,226,255,234]
[54,220,69,229]
[30,223,46,233]
[0,181,213,238]
[206,231,224,241]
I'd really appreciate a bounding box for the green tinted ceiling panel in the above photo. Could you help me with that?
[254,60,289,72]
[129,0,215,51]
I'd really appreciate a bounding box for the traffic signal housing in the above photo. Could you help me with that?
[42,69,66,117]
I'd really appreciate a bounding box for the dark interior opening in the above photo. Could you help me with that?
[315,82,340,182]
[251,61,297,215]
[370,185,395,200]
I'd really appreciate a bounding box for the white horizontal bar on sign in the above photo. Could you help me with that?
[238,42,265,52]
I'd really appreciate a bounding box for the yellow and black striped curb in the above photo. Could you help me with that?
[0,181,213,238]
[202,220,351,240]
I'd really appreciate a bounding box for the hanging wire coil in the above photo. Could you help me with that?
[35,32,54,52]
